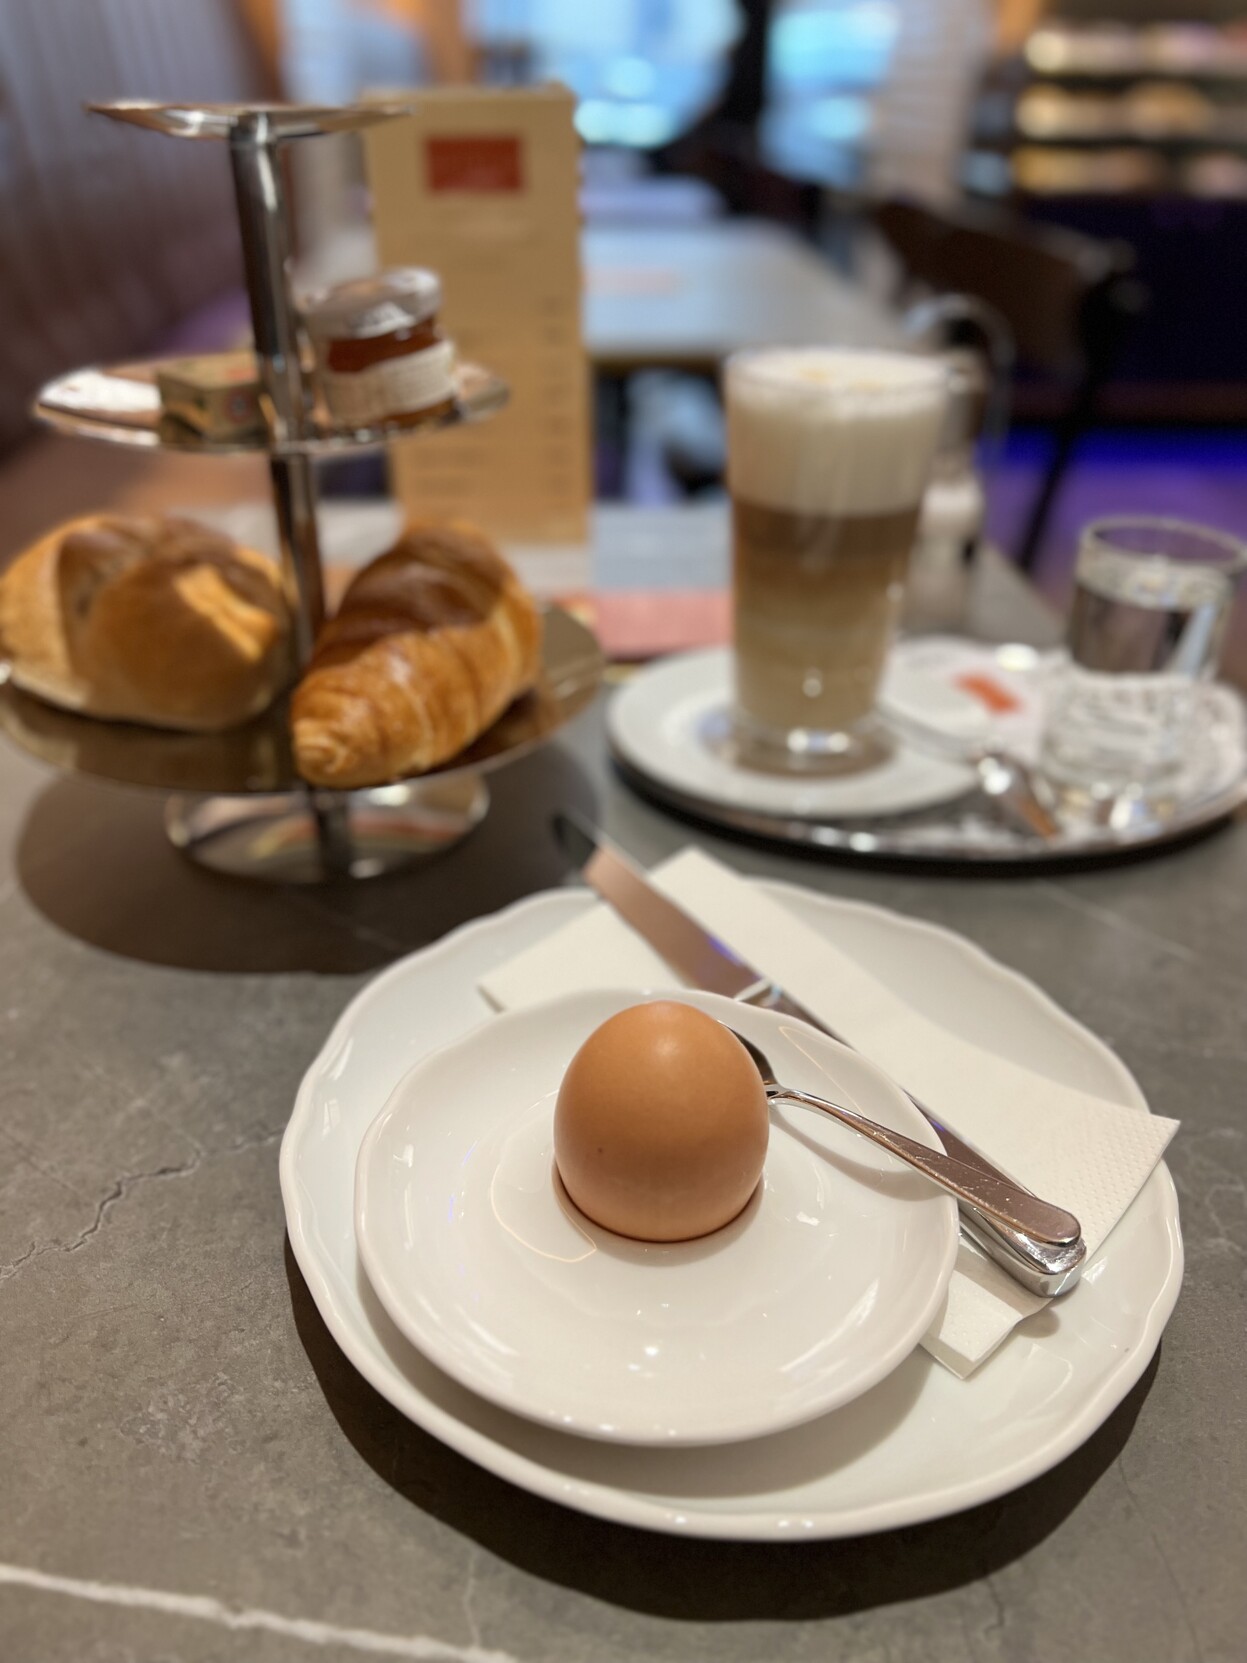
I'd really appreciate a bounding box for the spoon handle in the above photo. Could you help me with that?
[772,1086,1082,1245]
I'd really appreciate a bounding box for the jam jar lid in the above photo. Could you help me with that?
[300,269,442,342]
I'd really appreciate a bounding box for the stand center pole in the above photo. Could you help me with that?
[227,115,344,870]
[227,115,326,662]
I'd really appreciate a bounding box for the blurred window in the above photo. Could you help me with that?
[763,0,990,201]
[469,0,742,148]
[762,1,899,185]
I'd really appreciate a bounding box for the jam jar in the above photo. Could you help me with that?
[300,269,457,430]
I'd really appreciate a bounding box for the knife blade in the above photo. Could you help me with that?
[556,813,771,1002]
[554,811,1086,1295]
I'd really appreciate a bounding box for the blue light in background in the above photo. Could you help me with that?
[769,2,899,94]
[469,0,741,150]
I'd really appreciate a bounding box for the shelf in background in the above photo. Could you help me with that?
[1025,27,1247,83]
[1013,128,1247,150]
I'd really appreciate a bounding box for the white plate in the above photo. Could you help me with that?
[607,648,984,820]
[355,990,958,1446]
[280,884,1183,1540]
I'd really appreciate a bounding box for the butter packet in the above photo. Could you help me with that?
[156,352,264,440]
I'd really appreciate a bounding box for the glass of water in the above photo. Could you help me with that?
[1041,516,1245,798]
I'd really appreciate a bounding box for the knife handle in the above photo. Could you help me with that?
[956,1211,1086,1298]
[918,1110,1086,1294]
[771,1086,1081,1244]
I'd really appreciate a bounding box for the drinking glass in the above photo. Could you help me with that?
[725,348,947,774]
[1040,516,1245,796]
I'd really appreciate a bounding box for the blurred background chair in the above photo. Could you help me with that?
[875,195,1146,572]
[0,0,275,458]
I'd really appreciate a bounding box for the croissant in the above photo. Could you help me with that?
[0,514,292,730]
[291,520,542,788]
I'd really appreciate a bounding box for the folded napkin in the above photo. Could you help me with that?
[480,848,1179,1377]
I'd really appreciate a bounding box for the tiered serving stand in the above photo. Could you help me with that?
[2,101,602,882]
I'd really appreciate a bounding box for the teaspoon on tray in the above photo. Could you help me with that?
[878,706,1063,841]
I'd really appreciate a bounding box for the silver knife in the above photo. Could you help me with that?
[555,812,1086,1297]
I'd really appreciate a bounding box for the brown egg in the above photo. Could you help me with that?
[553,1001,770,1242]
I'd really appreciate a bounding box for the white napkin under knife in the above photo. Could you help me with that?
[479,847,1179,1377]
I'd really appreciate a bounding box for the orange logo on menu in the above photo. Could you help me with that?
[426,135,523,193]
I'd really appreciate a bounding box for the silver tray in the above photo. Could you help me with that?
[0,605,602,797]
[611,665,1247,869]
[34,358,508,459]
[613,756,1245,866]
[87,100,405,142]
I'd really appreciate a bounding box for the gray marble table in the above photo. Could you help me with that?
[1,521,1244,1663]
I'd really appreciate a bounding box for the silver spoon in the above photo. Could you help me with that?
[973,748,1063,840]
[880,708,1063,840]
[728,1028,1081,1246]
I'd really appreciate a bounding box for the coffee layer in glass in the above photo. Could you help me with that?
[726,349,947,772]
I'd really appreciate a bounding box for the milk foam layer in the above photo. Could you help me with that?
[726,349,948,518]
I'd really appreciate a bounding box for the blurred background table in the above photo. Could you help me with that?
[584,219,899,372]
[186,495,1054,651]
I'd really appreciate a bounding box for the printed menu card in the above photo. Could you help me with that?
[365,85,590,544]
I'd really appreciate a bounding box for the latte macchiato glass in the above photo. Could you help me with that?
[726,349,948,772]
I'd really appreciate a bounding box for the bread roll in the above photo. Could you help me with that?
[0,514,292,730]
[291,520,542,788]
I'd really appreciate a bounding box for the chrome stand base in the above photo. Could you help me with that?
[165,776,489,883]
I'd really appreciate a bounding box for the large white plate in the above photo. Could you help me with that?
[607,648,983,820]
[355,990,958,1446]
[280,884,1183,1540]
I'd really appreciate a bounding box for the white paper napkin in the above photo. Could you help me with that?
[479,848,1179,1377]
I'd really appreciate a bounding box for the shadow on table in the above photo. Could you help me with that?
[286,1240,1159,1621]
[14,742,597,974]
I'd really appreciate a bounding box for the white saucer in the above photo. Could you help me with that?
[281,884,1182,1539]
[355,989,958,1446]
[607,648,984,820]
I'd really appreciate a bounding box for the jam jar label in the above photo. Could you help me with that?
[317,341,457,429]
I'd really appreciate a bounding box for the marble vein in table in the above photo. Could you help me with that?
[1,686,1244,1663]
